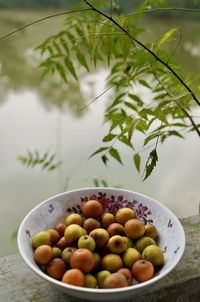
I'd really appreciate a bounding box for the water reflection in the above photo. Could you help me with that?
[0,13,200,110]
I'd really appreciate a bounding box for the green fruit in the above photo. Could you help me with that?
[142,245,164,266]
[122,248,141,269]
[96,270,111,288]
[145,223,158,240]
[32,231,51,249]
[93,252,101,270]
[101,213,115,229]
[84,273,97,288]
[107,235,127,254]
[135,236,156,253]
[123,236,133,248]
[115,208,136,225]
[52,247,62,258]
[78,235,96,251]
[101,254,123,272]
[65,213,83,226]
[64,224,87,244]
[62,247,76,265]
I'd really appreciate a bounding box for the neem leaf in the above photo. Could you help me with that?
[138,79,151,89]
[157,28,178,49]
[109,147,123,165]
[64,57,78,80]
[89,147,109,158]
[143,149,158,181]
[118,135,133,148]
[133,153,141,173]
[101,155,109,166]
[56,63,67,83]
[76,50,89,71]
[103,133,116,142]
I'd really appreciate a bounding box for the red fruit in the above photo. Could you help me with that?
[46,258,66,280]
[62,269,85,287]
[107,223,124,237]
[82,200,104,219]
[70,248,95,273]
[132,259,154,282]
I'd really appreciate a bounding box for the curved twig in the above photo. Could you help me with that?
[0,8,92,42]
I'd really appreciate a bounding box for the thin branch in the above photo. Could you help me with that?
[80,72,131,111]
[127,7,200,17]
[0,8,92,42]
[84,0,200,108]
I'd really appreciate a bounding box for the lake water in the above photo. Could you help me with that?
[0,11,200,256]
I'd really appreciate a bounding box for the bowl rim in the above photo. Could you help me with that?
[17,187,186,294]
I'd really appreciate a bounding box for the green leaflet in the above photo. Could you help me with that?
[160,130,184,142]
[56,63,67,83]
[136,119,148,133]
[154,108,169,125]
[101,155,109,166]
[128,94,144,106]
[64,57,78,80]
[17,150,61,171]
[138,79,151,89]
[133,153,141,173]
[118,134,133,148]
[90,147,109,158]
[143,149,158,181]
[156,28,178,49]
[76,50,89,71]
[109,147,123,165]
[103,133,117,142]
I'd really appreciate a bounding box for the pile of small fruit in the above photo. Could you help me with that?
[31,199,164,289]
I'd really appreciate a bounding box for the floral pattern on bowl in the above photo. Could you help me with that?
[66,191,153,224]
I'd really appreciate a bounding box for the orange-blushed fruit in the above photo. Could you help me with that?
[56,236,69,250]
[124,219,145,240]
[117,268,133,286]
[46,258,66,280]
[132,259,154,283]
[103,272,128,288]
[62,268,85,287]
[83,218,101,233]
[115,208,136,225]
[54,223,66,237]
[48,229,60,244]
[70,248,95,273]
[82,200,104,219]
[34,245,53,265]
[107,223,124,237]
[89,228,109,249]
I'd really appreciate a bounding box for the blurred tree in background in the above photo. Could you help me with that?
[0,0,200,10]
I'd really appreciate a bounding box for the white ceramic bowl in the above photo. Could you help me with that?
[17,187,185,301]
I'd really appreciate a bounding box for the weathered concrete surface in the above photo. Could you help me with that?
[0,215,200,302]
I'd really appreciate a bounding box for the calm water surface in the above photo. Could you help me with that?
[0,11,200,256]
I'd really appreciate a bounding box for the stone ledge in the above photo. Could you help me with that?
[0,215,200,302]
